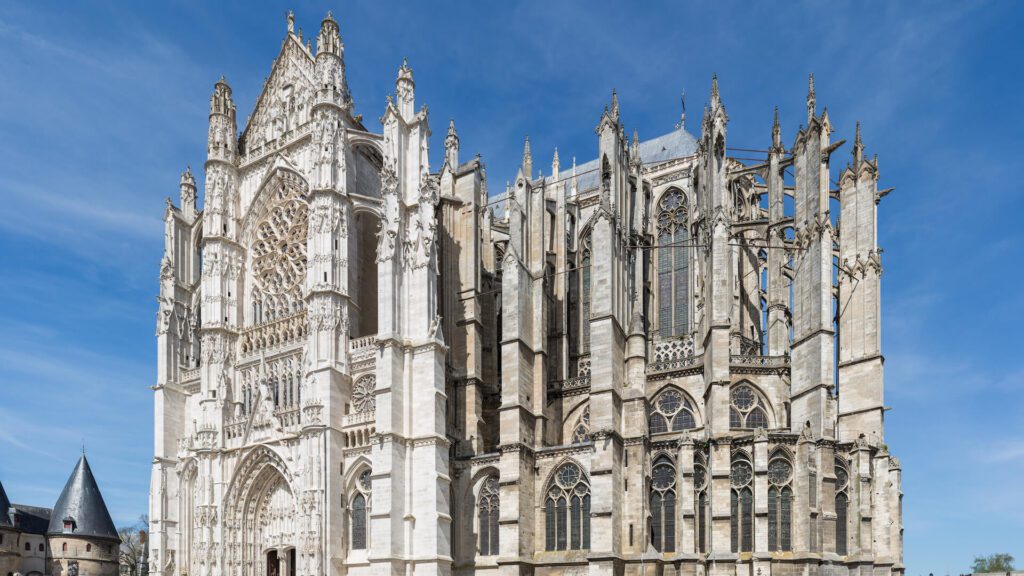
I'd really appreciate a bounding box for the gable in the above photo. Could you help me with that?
[241,35,316,153]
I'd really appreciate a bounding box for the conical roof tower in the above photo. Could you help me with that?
[46,455,119,541]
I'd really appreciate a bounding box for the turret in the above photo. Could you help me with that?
[315,11,351,108]
[445,118,459,169]
[207,76,237,164]
[47,455,120,576]
[179,166,196,219]
[395,58,415,121]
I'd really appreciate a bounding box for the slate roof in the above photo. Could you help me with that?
[11,504,52,535]
[0,480,11,527]
[554,127,698,192]
[46,455,119,541]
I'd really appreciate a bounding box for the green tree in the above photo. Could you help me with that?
[973,553,1016,573]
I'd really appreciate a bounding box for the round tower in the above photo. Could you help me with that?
[46,456,120,576]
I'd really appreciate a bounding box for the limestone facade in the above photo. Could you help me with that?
[149,12,903,576]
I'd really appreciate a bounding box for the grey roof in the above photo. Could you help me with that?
[555,127,698,192]
[0,480,11,527]
[47,455,119,541]
[11,504,51,535]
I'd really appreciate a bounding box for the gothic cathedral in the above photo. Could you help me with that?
[150,12,903,576]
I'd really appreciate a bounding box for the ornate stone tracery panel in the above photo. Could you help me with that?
[250,173,309,324]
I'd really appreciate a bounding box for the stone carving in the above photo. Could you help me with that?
[376,158,400,262]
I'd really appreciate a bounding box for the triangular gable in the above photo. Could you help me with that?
[241,34,317,151]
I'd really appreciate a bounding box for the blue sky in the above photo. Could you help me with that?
[1,1,1022,573]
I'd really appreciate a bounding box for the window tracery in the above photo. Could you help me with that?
[544,463,590,551]
[477,476,500,556]
[729,384,769,430]
[352,375,376,413]
[694,453,709,553]
[649,457,676,552]
[351,470,371,550]
[570,406,590,444]
[767,452,793,551]
[835,458,849,556]
[656,189,689,338]
[648,388,697,434]
[250,180,309,324]
[730,454,754,552]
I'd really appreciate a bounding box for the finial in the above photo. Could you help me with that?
[807,73,816,122]
[611,89,620,118]
[853,121,864,168]
[286,10,295,34]
[553,147,559,165]
[448,118,457,137]
[523,135,531,160]
[710,74,720,105]
[772,106,781,150]
[297,27,302,41]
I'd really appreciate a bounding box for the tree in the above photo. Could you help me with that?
[118,514,149,576]
[972,553,1016,574]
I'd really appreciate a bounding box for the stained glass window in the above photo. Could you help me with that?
[648,388,698,434]
[767,453,793,551]
[731,455,754,552]
[351,468,372,551]
[650,457,677,552]
[729,384,770,430]
[478,477,500,556]
[545,463,590,551]
[656,189,689,338]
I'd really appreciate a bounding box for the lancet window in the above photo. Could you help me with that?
[544,463,590,551]
[835,458,850,556]
[730,453,754,552]
[477,476,500,556]
[579,232,592,355]
[694,454,709,553]
[729,383,769,430]
[351,470,371,550]
[648,388,697,434]
[767,452,794,551]
[656,189,689,338]
[650,457,677,552]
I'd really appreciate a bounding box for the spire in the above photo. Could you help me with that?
[676,90,687,129]
[772,106,782,151]
[806,73,816,123]
[0,480,11,527]
[610,89,620,123]
[47,455,119,541]
[522,135,532,179]
[710,74,720,108]
[853,121,864,169]
[552,147,560,179]
[395,58,415,119]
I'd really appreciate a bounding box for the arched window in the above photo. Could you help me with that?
[570,406,590,444]
[656,189,689,338]
[62,542,67,552]
[544,463,590,551]
[579,232,593,354]
[648,388,697,433]
[835,458,850,556]
[650,457,676,552]
[351,470,371,550]
[730,454,754,552]
[86,544,91,552]
[767,452,793,551]
[38,543,44,552]
[729,384,769,430]
[24,542,30,551]
[694,454,709,554]
[477,476,500,556]
[352,375,376,413]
